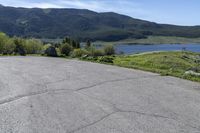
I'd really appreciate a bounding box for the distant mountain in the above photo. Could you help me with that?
[0,5,200,41]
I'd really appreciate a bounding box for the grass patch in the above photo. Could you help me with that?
[114,51,200,82]
[82,51,200,82]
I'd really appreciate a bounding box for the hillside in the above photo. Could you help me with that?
[0,5,200,41]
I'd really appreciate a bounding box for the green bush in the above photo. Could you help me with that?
[81,56,98,61]
[89,49,104,57]
[56,48,62,56]
[87,47,104,57]
[60,43,72,56]
[43,44,52,51]
[98,56,114,63]
[103,45,115,55]
[13,38,26,56]
[72,49,88,57]
[0,33,16,55]
[93,49,104,56]
[24,39,43,54]
[81,56,114,63]
[2,39,15,55]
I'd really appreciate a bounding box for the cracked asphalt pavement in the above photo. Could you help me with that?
[0,56,200,133]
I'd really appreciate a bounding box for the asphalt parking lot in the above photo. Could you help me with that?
[0,56,200,133]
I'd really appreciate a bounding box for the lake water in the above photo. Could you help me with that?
[115,44,200,54]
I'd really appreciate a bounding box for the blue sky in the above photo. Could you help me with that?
[0,0,199,26]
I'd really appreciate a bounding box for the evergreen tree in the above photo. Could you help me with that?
[85,40,91,49]
[76,41,80,48]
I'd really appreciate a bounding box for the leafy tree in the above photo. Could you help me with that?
[2,39,15,55]
[24,39,43,54]
[76,41,80,49]
[0,32,9,54]
[13,37,26,56]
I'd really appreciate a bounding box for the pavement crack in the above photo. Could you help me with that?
[0,75,159,107]
[67,109,177,133]
[68,112,116,133]
[118,110,172,119]
[0,90,49,105]
[0,86,73,106]
[77,91,172,120]
[75,75,159,92]
[118,110,200,132]
[45,78,70,85]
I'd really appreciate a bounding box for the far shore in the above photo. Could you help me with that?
[92,36,200,45]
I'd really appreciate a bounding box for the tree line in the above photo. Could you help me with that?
[0,32,115,57]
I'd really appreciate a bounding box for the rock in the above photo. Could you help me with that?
[45,46,57,57]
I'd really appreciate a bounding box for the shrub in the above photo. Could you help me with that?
[13,38,26,56]
[56,48,61,56]
[87,47,104,57]
[72,49,88,57]
[24,39,43,54]
[45,46,57,57]
[43,44,51,50]
[98,56,114,63]
[0,32,10,54]
[93,49,104,56]
[60,43,72,56]
[103,45,115,55]
[81,56,98,61]
[2,39,16,55]
[90,49,104,57]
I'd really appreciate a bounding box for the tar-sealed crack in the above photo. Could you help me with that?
[67,109,180,133]
[75,75,160,91]
[68,112,116,133]
[0,75,159,106]
[0,83,73,106]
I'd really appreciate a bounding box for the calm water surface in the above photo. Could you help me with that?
[115,44,200,54]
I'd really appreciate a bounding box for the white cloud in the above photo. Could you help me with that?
[0,0,152,21]
[0,0,148,15]
[29,3,63,8]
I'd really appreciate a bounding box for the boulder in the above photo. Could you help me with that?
[45,46,57,57]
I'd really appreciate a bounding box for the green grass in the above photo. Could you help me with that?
[94,36,200,45]
[113,51,200,82]
[82,51,200,82]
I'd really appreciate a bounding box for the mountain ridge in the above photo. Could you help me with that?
[0,5,200,41]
